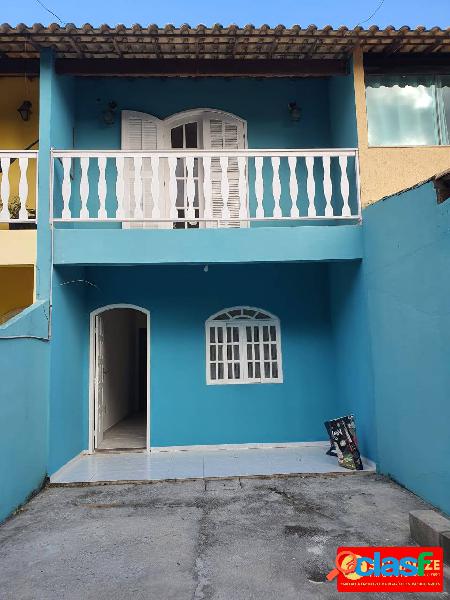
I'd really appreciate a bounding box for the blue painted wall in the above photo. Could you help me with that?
[48,267,89,474]
[48,262,346,469]
[363,182,450,516]
[0,303,50,522]
[328,261,377,461]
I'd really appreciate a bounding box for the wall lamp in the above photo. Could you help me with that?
[288,101,301,122]
[102,101,118,125]
[17,100,32,122]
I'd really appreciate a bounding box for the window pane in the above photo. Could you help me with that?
[226,328,231,343]
[254,345,260,360]
[210,364,216,380]
[263,326,269,342]
[255,363,261,379]
[210,345,216,361]
[270,326,276,340]
[272,363,279,379]
[248,363,253,378]
[185,122,198,148]
[263,344,269,360]
[246,326,252,341]
[218,363,224,379]
[217,328,223,343]
[229,309,241,317]
[218,346,223,361]
[247,344,253,360]
[233,344,240,360]
[227,345,232,360]
[228,363,233,379]
[233,327,239,342]
[171,125,184,149]
[366,76,440,146]
[210,327,215,343]
[271,344,277,360]
[264,362,271,378]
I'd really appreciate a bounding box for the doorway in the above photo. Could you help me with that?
[90,305,149,452]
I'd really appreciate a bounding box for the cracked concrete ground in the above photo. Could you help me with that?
[0,473,448,600]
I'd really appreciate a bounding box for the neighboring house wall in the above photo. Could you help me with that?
[363,182,450,516]
[0,302,49,523]
[0,266,34,322]
[353,48,450,207]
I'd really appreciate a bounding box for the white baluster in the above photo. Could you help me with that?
[271,156,282,218]
[238,156,247,220]
[168,156,178,220]
[18,157,29,220]
[306,156,316,218]
[288,156,299,218]
[151,156,160,219]
[115,155,125,219]
[323,156,333,217]
[98,156,107,219]
[133,155,143,219]
[220,156,230,221]
[186,156,195,221]
[61,157,72,219]
[202,156,212,220]
[255,156,264,218]
[0,157,10,220]
[339,155,350,217]
[80,157,90,219]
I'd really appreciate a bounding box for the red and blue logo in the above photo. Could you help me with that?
[327,546,443,592]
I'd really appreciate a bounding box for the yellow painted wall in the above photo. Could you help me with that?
[0,230,36,266]
[353,48,450,207]
[0,266,34,324]
[0,76,39,223]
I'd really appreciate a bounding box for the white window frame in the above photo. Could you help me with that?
[205,306,283,385]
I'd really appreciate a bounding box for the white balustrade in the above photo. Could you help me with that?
[51,149,361,226]
[0,151,38,223]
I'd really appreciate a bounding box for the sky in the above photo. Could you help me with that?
[1,0,449,28]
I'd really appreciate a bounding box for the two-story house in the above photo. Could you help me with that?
[0,23,449,522]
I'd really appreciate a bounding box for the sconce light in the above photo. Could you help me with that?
[17,100,32,122]
[288,101,301,122]
[102,101,117,125]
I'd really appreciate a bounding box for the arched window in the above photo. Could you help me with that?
[206,307,283,385]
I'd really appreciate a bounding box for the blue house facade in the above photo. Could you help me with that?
[0,23,449,521]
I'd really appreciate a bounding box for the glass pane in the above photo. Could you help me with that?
[229,309,241,317]
[263,344,269,360]
[234,363,240,379]
[255,311,270,319]
[271,344,277,360]
[171,125,184,149]
[264,362,271,378]
[246,326,252,341]
[218,363,224,379]
[215,313,229,320]
[175,158,184,177]
[218,346,223,361]
[272,363,279,378]
[226,328,231,343]
[255,363,261,379]
[210,364,216,380]
[227,345,232,360]
[243,309,256,317]
[366,76,439,146]
[233,344,240,360]
[185,122,198,148]
[233,327,239,342]
[254,327,259,342]
[270,325,276,340]
[248,363,254,378]
[228,363,233,379]
[263,326,269,342]
[247,344,253,360]
[217,328,223,343]
[210,327,215,343]
[254,345,260,360]
[210,345,216,361]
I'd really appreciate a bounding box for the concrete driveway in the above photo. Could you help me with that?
[0,473,448,600]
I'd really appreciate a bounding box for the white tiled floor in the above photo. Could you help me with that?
[50,444,376,484]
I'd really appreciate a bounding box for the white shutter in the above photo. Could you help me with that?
[203,113,247,228]
[121,110,164,229]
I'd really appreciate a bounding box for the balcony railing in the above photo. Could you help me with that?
[0,151,38,223]
[51,149,361,227]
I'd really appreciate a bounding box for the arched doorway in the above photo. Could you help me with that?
[89,304,150,452]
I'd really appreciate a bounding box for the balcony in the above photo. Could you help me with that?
[0,150,38,225]
[51,148,361,227]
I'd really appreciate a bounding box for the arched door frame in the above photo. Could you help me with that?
[89,304,151,453]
